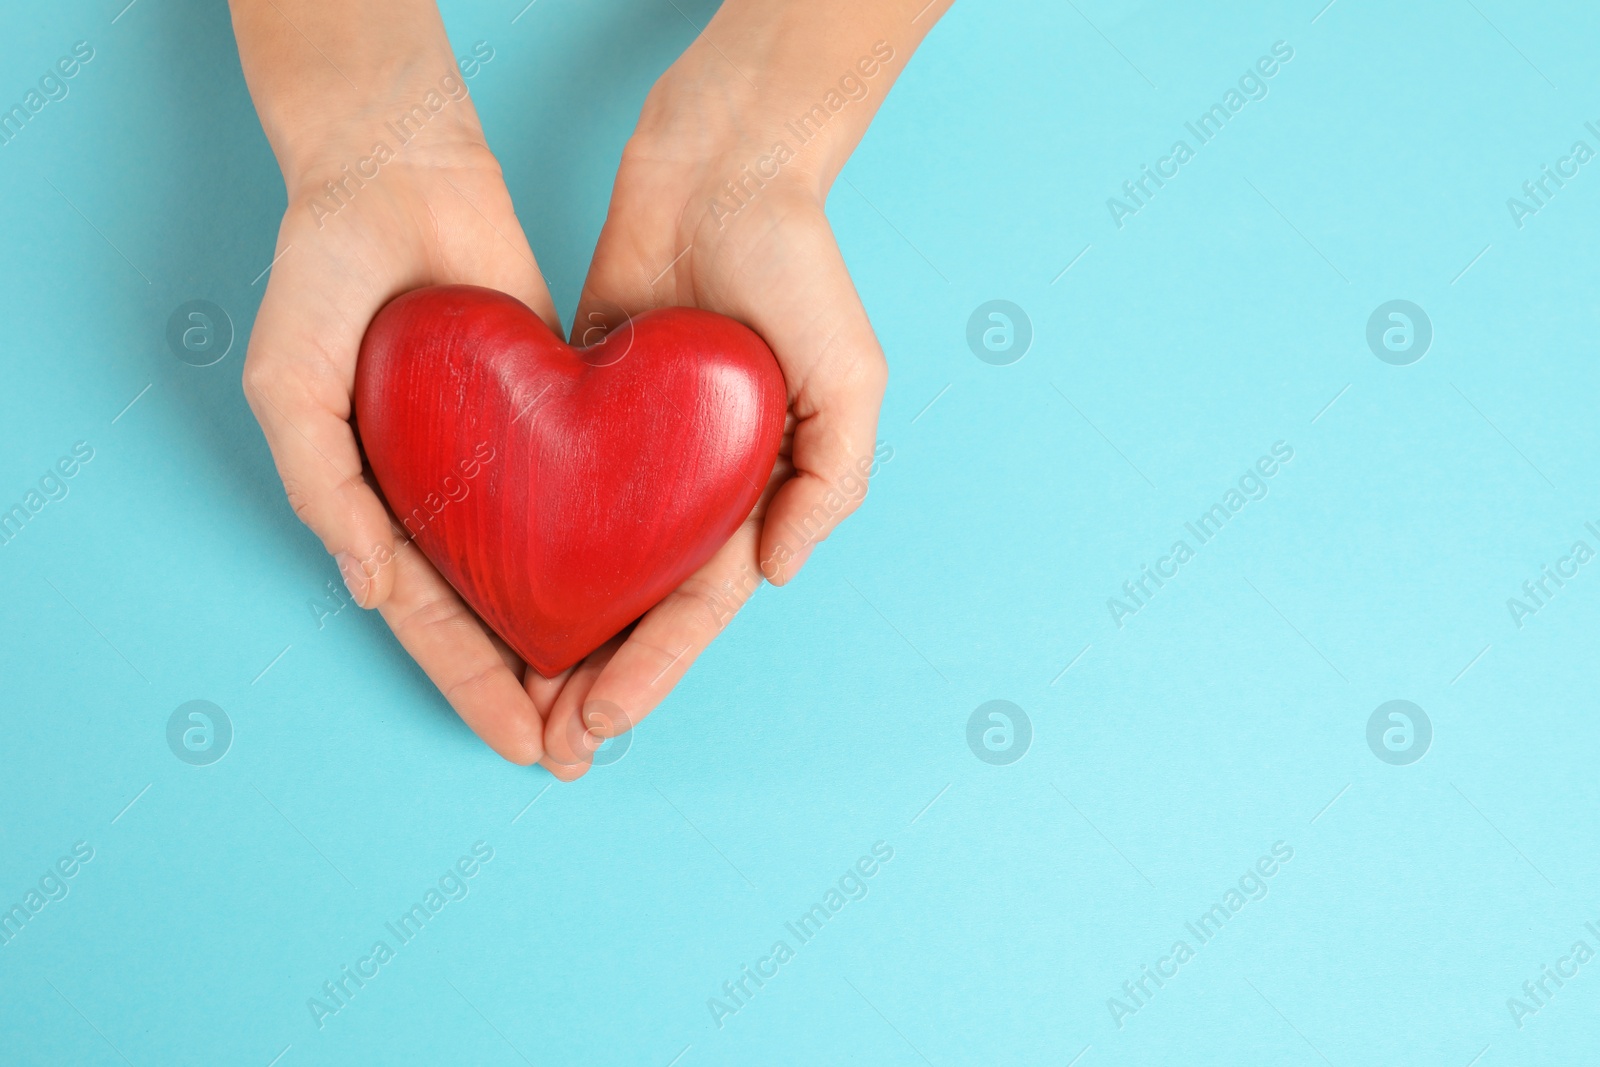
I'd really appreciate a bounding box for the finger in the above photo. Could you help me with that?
[742,227,888,585]
[375,539,546,766]
[521,660,576,721]
[538,438,791,778]
[562,520,765,751]
[243,275,402,608]
[537,635,626,782]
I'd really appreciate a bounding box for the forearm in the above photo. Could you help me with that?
[678,0,955,186]
[228,0,481,190]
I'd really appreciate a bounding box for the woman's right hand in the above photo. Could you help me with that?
[231,0,561,765]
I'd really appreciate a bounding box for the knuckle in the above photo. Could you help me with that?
[625,620,700,680]
[840,347,887,398]
[859,351,889,395]
[240,353,279,405]
[673,578,736,631]
[833,489,867,520]
[394,594,465,643]
[281,480,317,526]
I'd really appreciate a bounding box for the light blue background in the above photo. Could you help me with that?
[3,0,1598,1063]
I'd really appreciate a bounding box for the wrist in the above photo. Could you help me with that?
[274,68,490,198]
[635,31,902,197]
[631,0,950,195]
[229,0,485,194]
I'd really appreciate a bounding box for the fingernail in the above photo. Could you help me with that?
[583,700,626,736]
[786,544,815,578]
[564,713,596,760]
[336,553,368,608]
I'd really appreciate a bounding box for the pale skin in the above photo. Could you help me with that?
[228,0,951,779]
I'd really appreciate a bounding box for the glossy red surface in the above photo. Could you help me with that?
[355,285,787,677]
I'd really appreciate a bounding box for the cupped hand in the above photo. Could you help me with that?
[530,43,889,780]
[243,110,561,766]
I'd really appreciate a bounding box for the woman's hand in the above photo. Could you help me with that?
[532,0,949,779]
[231,0,558,764]
[228,0,949,777]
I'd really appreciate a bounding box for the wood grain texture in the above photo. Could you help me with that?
[354,285,787,677]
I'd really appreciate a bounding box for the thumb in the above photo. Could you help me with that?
[244,268,404,609]
[436,172,564,338]
[570,180,685,345]
[735,219,887,584]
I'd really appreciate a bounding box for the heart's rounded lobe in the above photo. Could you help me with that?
[355,285,786,677]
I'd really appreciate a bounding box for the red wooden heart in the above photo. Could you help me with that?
[354,285,786,677]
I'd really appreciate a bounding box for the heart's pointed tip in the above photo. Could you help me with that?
[525,657,572,681]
